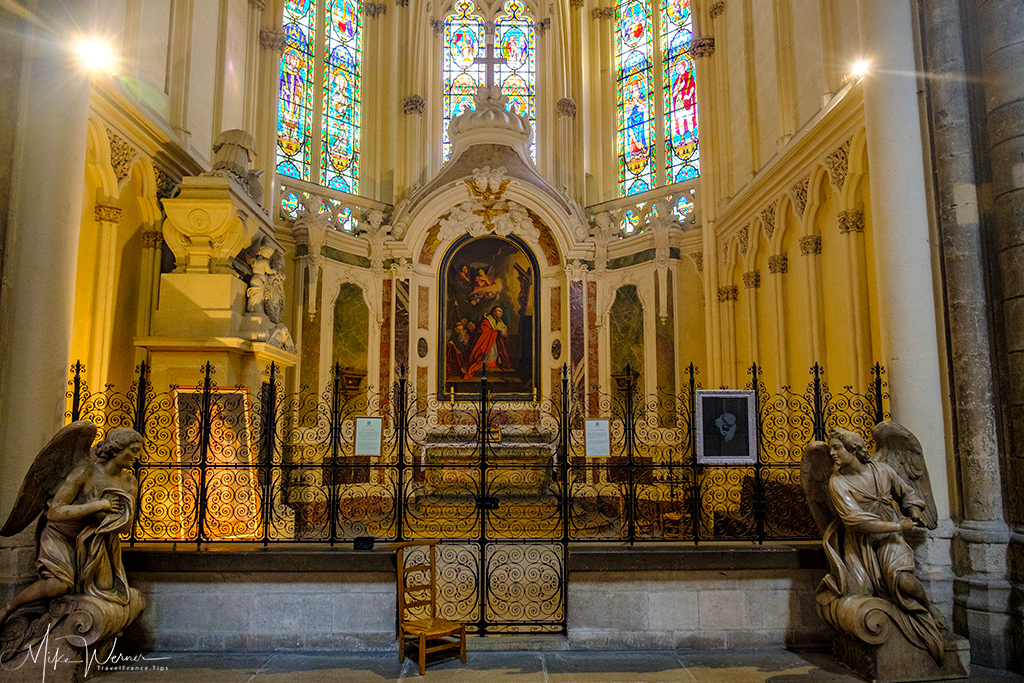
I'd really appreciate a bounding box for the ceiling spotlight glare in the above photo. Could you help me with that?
[850,59,870,79]
[73,36,118,75]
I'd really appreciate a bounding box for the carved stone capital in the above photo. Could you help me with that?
[690,36,715,58]
[565,259,588,280]
[404,94,426,116]
[591,7,615,19]
[839,209,865,234]
[155,169,178,199]
[248,0,266,10]
[260,29,287,52]
[768,254,788,274]
[430,17,445,33]
[556,97,577,118]
[536,17,551,35]
[94,203,122,224]
[743,270,761,289]
[569,0,584,6]
[738,225,749,255]
[799,235,822,256]
[709,1,724,18]
[365,2,387,17]
[142,231,163,250]
[718,285,738,302]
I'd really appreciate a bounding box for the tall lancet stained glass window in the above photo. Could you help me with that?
[495,0,536,162]
[443,0,536,163]
[662,0,698,182]
[615,0,699,196]
[276,0,362,194]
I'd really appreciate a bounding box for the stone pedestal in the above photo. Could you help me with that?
[833,632,970,683]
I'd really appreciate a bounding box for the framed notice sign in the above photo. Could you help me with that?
[584,419,611,457]
[695,390,757,464]
[353,416,383,457]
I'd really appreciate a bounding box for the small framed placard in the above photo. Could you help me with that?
[353,416,383,457]
[695,390,757,464]
[584,419,611,457]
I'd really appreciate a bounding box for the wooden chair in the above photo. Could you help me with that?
[391,540,467,675]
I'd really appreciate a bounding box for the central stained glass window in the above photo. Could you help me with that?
[443,0,536,163]
[616,0,699,196]
[277,0,362,194]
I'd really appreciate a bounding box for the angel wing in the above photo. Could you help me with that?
[872,421,938,530]
[800,441,836,535]
[0,421,97,537]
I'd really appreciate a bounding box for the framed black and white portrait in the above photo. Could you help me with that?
[695,390,757,464]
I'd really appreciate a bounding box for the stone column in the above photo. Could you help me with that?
[974,0,1024,669]
[0,6,93,520]
[89,203,123,388]
[919,0,1010,667]
[857,0,949,516]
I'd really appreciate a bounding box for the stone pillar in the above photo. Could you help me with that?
[89,203,123,388]
[974,0,1024,670]
[857,0,949,516]
[919,0,1011,668]
[0,5,93,521]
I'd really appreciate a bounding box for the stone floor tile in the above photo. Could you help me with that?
[92,652,271,682]
[251,653,405,682]
[676,650,856,683]
[402,651,546,682]
[545,651,695,683]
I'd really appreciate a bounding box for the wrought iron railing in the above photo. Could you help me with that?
[64,358,887,547]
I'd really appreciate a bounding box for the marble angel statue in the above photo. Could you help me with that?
[0,421,146,657]
[800,423,947,666]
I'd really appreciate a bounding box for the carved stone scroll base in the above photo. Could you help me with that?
[833,631,970,683]
[0,590,145,682]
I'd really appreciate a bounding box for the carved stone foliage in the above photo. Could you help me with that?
[260,29,287,52]
[155,169,178,199]
[591,7,614,19]
[202,129,265,208]
[142,231,163,249]
[536,17,551,35]
[248,0,266,9]
[565,259,588,280]
[791,177,809,217]
[94,203,122,224]
[569,0,584,7]
[718,285,738,302]
[395,0,409,6]
[435,166,538,244]
[710,1,724,18]
[761,203,777,239]
[768,254,788,274]
[404,94,426,115]
[689,251,703,272]
[743,270,760,289]
[738,225,749,255]
[825,139,851,191]
[431,17,444,33]
[107,129,137,181]
[838,209,865,234]
[691,36,715,58]
[799,235,822,256]
[556,97,577,118]
[365,2,387,17]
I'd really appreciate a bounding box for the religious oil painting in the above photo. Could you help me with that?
[695,390,757,464]
[165,387,260,541]
[440,235,539,399]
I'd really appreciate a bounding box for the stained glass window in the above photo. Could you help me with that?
[615,0,699,196]
[443,0,536,163]
[662,0,698,182]
[616,0,655,195]
[277,0,317,182]
[322,0,362,192]
[495,0,536,162]
[443,0,484,160]
[276,0,362,194]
